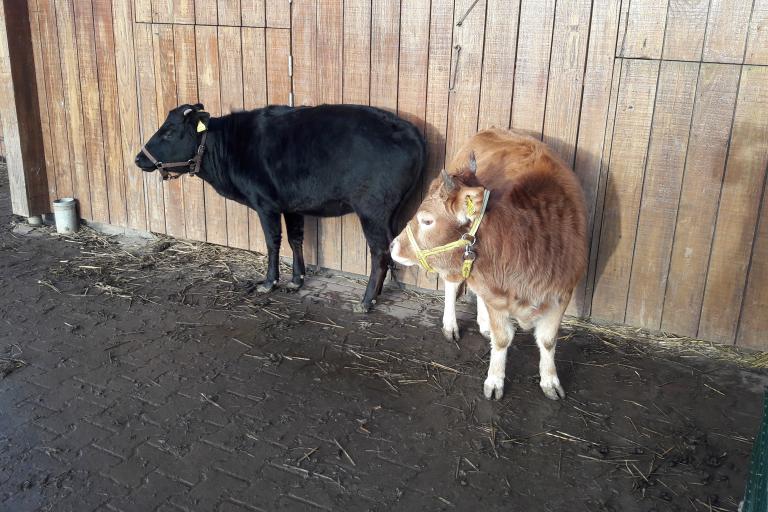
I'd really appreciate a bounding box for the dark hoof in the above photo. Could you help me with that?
[353,302,372,313]
[285,276,304,291]
[256,281,277,294]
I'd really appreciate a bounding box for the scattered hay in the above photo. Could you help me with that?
[562,317,768,370]
[38,223,767,369]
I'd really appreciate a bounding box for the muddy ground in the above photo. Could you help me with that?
[1,164,767,512]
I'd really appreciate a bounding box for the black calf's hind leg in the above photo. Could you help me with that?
[355,214,393,313]
[256,210,282,293]
[284,213,306,290]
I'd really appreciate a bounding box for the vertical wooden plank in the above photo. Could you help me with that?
[29,0,57,202]
[477,0,519,131]
[341,0,371,276]
[134,0,152,22]
[242,26,267,253]
[420,0,454,291]
[746,0,768,65]
[568,0,620,316]
[113,0,147,231]
[738,182,768,349]
[36,0,73,199]
[397,0,430,288]
[590,59,659,323]
[153,24,186,238]
[219,26,249,249]
[151,0,173,23]
[0,0,50,216]
[174,24,206,242]
[542,0,591,167]
[242,0,266,26]
[625,61,698,330]
[703,0,753,63]
[583,59,622,318]
[218,0,242,26]
[55,0,93,219]
[316,0,343,271]
[662,64,740,338]
[174,0,195,23]
[663,0,709,61]
[265,29,291,104]
[370,0,400,112]
[93,0,127,226]
[195,0,217,24]
[445,0,487,160]
[72,0,110,223]
[699,66,768,343]
[291,0,319,266]
[266,0,290,28]
[510,0,556,138]
[196,24,227,246]
[135,22,165,232]
[616,0,668,59]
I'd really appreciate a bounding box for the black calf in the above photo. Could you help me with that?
[135,103,425,311]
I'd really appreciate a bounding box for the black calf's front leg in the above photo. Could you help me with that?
[284,212,306,290]
[256,210,282,293]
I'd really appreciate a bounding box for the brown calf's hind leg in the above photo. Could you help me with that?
[483,305,515,400]
[533,297,568,400]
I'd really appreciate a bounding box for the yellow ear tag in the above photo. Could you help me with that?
[465,195,476,216]
[196,120,207,133]
[461,259,473,279]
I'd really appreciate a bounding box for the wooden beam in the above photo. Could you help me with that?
[0,0,50,217]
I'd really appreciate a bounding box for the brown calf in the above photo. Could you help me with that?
[391,128,587,400]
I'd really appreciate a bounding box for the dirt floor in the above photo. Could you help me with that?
[1,164,768,512]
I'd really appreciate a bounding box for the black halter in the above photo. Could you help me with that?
[141,131,208,181]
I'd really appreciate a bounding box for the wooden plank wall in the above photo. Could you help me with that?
[12,0,768,349]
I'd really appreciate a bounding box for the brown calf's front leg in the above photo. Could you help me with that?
[483,305,515,400]
[442,280,462,341]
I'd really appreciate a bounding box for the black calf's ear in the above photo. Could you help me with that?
[193,103,205,111]
[195,110,211,133]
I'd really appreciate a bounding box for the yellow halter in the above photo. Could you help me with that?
[405,189,491,279]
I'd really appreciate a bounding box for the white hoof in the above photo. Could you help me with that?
[540,376,565,400]
[483,375,505,400]
[442,323,460,342]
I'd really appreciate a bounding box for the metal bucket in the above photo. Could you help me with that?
[52,198,79,234]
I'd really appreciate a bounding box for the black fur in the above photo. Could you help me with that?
[136,103,426,311]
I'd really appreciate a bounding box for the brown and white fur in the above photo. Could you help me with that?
[391,129,587,400]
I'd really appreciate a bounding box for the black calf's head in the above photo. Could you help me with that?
[135,103,210,175]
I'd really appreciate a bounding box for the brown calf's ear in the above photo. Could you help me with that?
[440,169,456,195]
[455,186,485,224]
[468,151,477,174]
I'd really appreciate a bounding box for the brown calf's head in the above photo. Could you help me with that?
[391,153,486,275]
